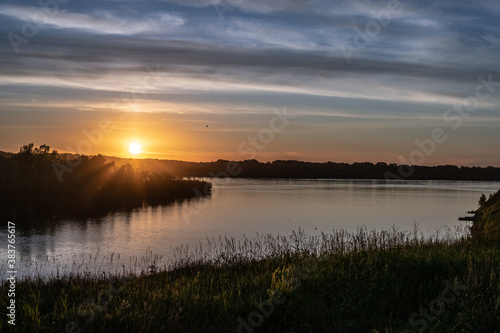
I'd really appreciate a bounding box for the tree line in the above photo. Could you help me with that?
[106,157,500,181]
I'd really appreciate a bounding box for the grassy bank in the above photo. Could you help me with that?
[2,227,500,332]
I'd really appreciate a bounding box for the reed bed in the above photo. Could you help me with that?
[2,223,468,280]
[1,224,498,332]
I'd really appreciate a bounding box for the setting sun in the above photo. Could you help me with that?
[129,142,142,155]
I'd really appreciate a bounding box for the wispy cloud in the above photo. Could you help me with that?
[0,5,184,35]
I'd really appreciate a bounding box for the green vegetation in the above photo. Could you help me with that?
[2,227,500,332]
[0,144,211,222]
[471,187,500,239]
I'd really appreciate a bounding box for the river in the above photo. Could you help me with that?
[2,179,499,279]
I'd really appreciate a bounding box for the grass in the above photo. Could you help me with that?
[1,226,500,332]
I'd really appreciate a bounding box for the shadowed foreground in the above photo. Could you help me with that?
[2,227,499,333]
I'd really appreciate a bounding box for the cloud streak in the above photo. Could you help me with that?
[0,4,184,35]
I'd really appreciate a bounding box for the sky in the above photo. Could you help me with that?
[0,0,499,165]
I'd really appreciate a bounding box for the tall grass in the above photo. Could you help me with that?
[3,223,467,280]
[1,225,499,332]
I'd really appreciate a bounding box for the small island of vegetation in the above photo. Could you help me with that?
[0,144,211,222]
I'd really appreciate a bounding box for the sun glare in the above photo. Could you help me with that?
[129,142,142,155]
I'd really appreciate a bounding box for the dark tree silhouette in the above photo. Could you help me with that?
[0,144,211,222]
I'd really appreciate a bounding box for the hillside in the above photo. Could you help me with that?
[471,188,500,238]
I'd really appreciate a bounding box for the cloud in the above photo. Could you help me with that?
[0,4,184,35]
[153,0,318,14]
[0,0,499,164]
[1,26,499,117]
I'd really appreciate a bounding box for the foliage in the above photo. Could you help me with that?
[471,188,500,239]
[0,144,211,222]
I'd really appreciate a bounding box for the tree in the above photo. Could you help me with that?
[479,193,487,206]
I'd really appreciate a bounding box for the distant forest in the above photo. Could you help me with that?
[104,157,500,181]
[0,144,211,222]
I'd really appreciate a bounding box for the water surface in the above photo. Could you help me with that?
[2,179,499,279]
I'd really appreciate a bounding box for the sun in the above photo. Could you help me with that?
[129,142,142,155]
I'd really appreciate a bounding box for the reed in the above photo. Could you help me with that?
[1,225,498,332]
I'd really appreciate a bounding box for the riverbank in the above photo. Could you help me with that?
[2,228,499,332]
[471,187,500,238]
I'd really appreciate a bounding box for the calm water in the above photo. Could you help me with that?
[2,179,499,279]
